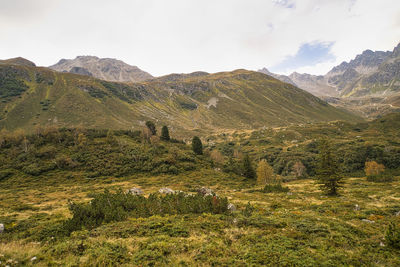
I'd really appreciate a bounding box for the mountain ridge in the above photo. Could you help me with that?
[259,42,400,98]
[0,62,360,136]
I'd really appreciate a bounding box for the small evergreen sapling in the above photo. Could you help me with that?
[242,154,255,179]
[160,126,170,141]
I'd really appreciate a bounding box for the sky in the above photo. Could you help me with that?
[0,0,399,76]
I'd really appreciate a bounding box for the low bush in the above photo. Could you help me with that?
[262,183,290,193]
[63,190,229,233]
[386,222,400,249]
[366,174,393,182]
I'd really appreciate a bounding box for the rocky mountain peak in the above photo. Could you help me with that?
[49,56,153,82]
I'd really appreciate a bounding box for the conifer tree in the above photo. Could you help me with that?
[192,136,203,155]
[316,139,342,195]
[242,154,256,179]
[160,126,170,141]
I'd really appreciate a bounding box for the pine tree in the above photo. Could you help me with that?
[160,126,170,141]
[316,139,342,196]
[242,154,255,179]
[192,136,203,155]
[145,121,157,136]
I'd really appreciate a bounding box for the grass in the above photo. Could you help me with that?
[0,171,399,266]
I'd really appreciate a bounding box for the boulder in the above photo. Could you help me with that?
[197,187,215,196]
[395,211,400,216]
[354,204,360,211]
[127,188,143,195]
[227,203,236,212]
[361,219,375,224]
[159,187,175,194]
[0,223,4,233]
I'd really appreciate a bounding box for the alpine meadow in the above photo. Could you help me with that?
[1,1,400,266]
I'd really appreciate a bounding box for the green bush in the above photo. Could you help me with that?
[63,189,229,233]
[386,222,400,249]
[263,183,290,193]
[366,173,393,182]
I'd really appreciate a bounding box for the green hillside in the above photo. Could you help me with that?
[0,113,399,266]
[0,60,361,136]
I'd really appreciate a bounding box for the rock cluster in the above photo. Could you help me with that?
[127,188,143,195]
[159,187,175,194]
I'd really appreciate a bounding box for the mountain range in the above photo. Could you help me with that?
[260,43,400,98]
[0,58,358,136]
[259,42,400,118]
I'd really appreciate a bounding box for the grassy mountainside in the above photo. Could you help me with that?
[0,61,361,136]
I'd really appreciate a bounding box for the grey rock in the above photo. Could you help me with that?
[395,211,400,216]
[30,257,37,262]
[361,219,375,224]
[127,188,143,195]
[0,224,4,233]
[227,203,236,212]
[197,187,215,196]
[159,187,175,194]
[354,204,360,211]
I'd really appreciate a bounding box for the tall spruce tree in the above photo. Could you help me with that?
[160,126,170,141]
[316,139,342,195]
[242,154,256,179]
[192,136,203,155]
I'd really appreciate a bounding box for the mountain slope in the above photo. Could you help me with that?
[49,56,153,82]
[0,61,361,136]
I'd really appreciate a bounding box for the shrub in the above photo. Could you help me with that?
[263,183,289,193]
[365,161,385,176]
[210,150,224,165]
[386,222,400,249]
[192,136,203,155]
[55,155,77,170]
[292,161,306,178]
[63,189,229,233]
[145,121,157,136]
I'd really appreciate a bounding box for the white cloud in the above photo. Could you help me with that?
[0,0,399,76]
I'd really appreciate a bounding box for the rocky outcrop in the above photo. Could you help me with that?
[159,187,175,194]
[127,188,143,195]
[49,56,153,82]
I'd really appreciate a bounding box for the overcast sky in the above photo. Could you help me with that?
[0,0,399,76]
